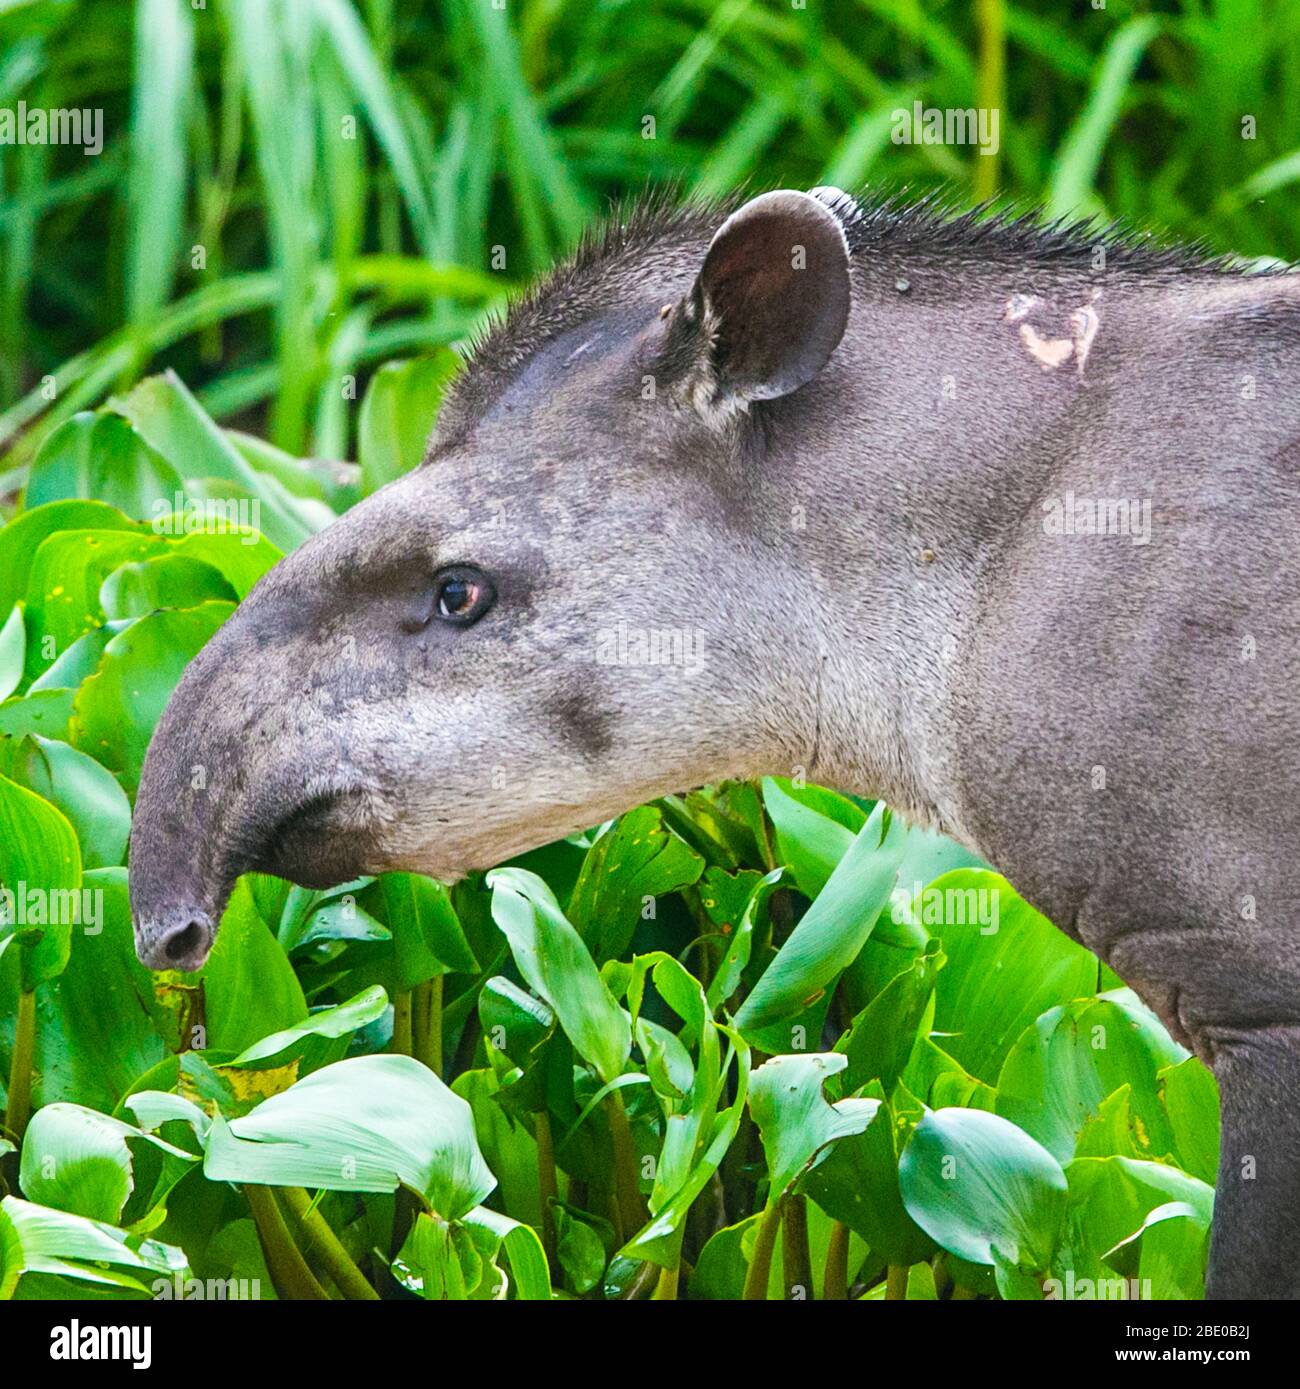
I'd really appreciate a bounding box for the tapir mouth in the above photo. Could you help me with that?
[251,788,371,886]
[131,784,372,972]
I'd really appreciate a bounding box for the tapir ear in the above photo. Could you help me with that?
[675,188,852,406]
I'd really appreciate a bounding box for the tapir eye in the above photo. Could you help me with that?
[433,565,494,627]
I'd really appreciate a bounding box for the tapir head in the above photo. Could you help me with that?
[130,190,854,970]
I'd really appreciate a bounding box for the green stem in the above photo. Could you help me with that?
[824,1220,850,1301]
[280,1187,379,1300]
[5,986,35,1144]
[605,1089,646,1239]
[414,974,443,1076]
[535,1109,559,1270]
[781,1192,813,1299]
[886,1263,910,1300]
[753,788,779,872]
[390,989,412,1056]
[974,0,1006,200]
[243,1185,331,1300]
[742,1198,784,1300]
[411,979,429,1062]
[652,1263,680,1300]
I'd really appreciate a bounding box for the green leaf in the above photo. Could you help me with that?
[996,997,1185,1163]
[106,372,313,551]
[226,986,388,1072]
[554,1202,609,1293]
[925,870,1098,1085]
[488,867,631,1085]
[0,500,139,618]
[0,1195,187,1297]
[899,1107,1068,1273]
[196,878,308,1054]
[0,772,82,988]
[358,352,460,496]
[760,776,856,898]
[736,802,905,1037]
[802,1096,938,1267]
[32,869,166,1112]
[19,1103,196,1226]
[567,806,704,962]
[25,412,183,519]
[837,938,945,1094]
[124,0,195,331]
[1046,16,1162,221]
[69,601,234,794]
[0,688,74,740]
[747,1053,879,1200]
[0,734,130,869]
[99,555,236,620]
[0,602,24,702]
[204,1055,496,1220]
[1158,1057,1220,1185]
[1063,1155,1214,1274]
[460,1204,551,1300]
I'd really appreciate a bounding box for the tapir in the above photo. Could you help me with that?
[129,186,1300,1300]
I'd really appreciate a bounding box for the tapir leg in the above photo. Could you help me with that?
[1205,1031,1300,1299]
[1103,919,1300,1301]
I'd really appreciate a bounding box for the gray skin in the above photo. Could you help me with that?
[129,186,1300,1300]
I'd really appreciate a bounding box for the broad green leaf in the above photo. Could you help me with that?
[29,622,131,693]
[34,868,166,1112]
[736,802,905,1037]
[899,1107,1068,1273]
[996,997,1185,1163]
[566,806,703,962]
[0,772,82,988]
[106,372,312,552]
[358,352,459,495]
[488,867,631,1085]
[204,1055,496,1219]
[1063,1155,1214,1273]
[926,870,1098,1085]
[19,1103,196,1225]
[554,1202,609,1293]
[0,1195,187,1297]
[0,602,23,702]
[69,601,234,794]
[747,1053,879,1200]
[460,1204,551,1300]
[227,985,388,1071]
[99,554,236,620]
[837,938,944,1094]
[803,1095,938,1267]
[23,529,168,682]
[196,878,308,1054]
[0,734,130,869]
[0,688,74,740]
[760,776,855,898]
[705,866,782,1014]
[25,412,183,519]
[903,1037,999,1111]
[1159,1057,1220,1185]
[0,500,139,617]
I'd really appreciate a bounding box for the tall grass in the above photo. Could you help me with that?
[3,0,1299,483]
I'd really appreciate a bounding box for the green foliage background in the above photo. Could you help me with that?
[0,0,1271,1301]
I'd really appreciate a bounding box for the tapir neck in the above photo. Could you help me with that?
[767,265,1090,848]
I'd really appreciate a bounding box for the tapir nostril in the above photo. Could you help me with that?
[165,920,208,963]
[137,913,215,972]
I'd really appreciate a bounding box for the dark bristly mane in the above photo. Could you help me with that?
[439,184,1279,439]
